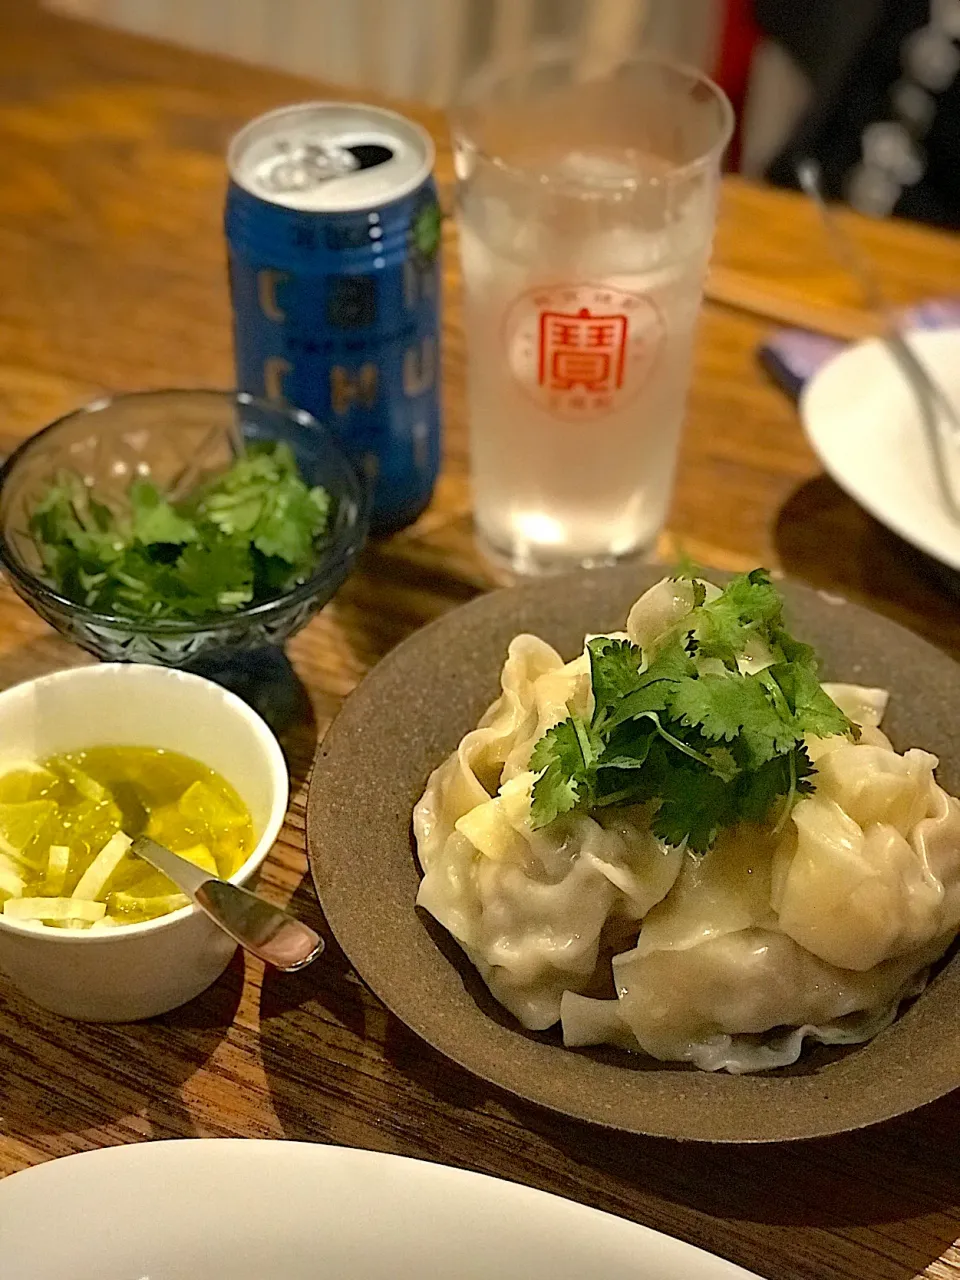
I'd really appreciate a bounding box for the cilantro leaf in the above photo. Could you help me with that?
[595,735,671,808]
[735,753,793,824]
[770,625,818,672]
[529,718,597,828]
[252,484,325,563]
[30,472,125,568]
[652,765,737,854]
[597,719,656,773]
[737,683,800,764]
[587,637,644,728]
[736,746,817,826]
[130,479,196,547]
[703,745,739,782]
[668,672,749,742]
[607,681,672,727]
[689,569,783,665]
[766,662,859,742]
[643,631,699,684]
[670,550,704,585]
[669,670,797,767]
[714,569,783,630]
[176,541,254,611]
[604,634,696,732]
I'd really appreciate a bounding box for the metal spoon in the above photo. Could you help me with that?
[796,157,960,523]
[130,835,323,972]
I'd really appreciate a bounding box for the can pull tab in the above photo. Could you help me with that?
[263,142,360,193]
[262,140,397,195]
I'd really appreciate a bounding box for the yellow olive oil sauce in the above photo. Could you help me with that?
[0,747,253,925]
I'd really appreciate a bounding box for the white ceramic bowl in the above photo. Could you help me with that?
[0,664,288,1020]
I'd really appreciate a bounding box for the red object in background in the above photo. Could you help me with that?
[713,0,760,169]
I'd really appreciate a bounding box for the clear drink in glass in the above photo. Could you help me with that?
[453,53,733,574]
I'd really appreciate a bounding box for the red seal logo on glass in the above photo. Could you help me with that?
[503,283,663,420]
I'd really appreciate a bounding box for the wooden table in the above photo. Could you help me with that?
[2,5,960,1279]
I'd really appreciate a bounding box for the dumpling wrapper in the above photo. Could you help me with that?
[414,634,588,867]
[419,786,683,1030]
[772,744,960,971]
[562,927,943,1073]
[415,619,682,1030]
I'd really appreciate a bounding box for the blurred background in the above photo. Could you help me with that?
[45,0,960,230]
[45,0,729,110]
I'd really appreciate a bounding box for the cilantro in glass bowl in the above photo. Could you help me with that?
[0,390,368,666]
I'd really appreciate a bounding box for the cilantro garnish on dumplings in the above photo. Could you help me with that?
[529,569,857,851]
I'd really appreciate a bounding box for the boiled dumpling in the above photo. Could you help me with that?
[414,620,644,1029]
[501,651,591,783]
[630,823,780,960]
[455,773,538,864]
[418,789,683,1029]
[563,927,942,1073]
[414,634,576,867]
[821,682,889,729]
[810,741,936,831]
[771,741,960,970]
[913,783,960,935]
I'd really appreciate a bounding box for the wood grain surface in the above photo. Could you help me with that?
[1,5,960,1279]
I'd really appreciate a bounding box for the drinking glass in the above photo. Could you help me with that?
[452,51,734,574]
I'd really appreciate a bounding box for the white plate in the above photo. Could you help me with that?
[0,1139,760,1280]
[800,328,960,571]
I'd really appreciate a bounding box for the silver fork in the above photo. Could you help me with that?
[797,158,960,524]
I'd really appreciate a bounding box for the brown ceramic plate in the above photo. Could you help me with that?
[307,564,960,1142]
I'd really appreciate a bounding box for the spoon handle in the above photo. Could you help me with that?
[194,878,324,972]
[130,836,323,972]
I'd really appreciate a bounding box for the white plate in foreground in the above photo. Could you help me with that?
[0,1138,760,1280]
[800,328,960,571]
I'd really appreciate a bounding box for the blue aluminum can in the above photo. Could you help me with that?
[225,103,442,535]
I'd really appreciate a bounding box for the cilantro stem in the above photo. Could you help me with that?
[572,717,594,767]
[571,718,597,805]
[70,495,95,535]
[758,668,792,721]
[635,712,718,772]
[773,750,798,835]
[594,788,638,808]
